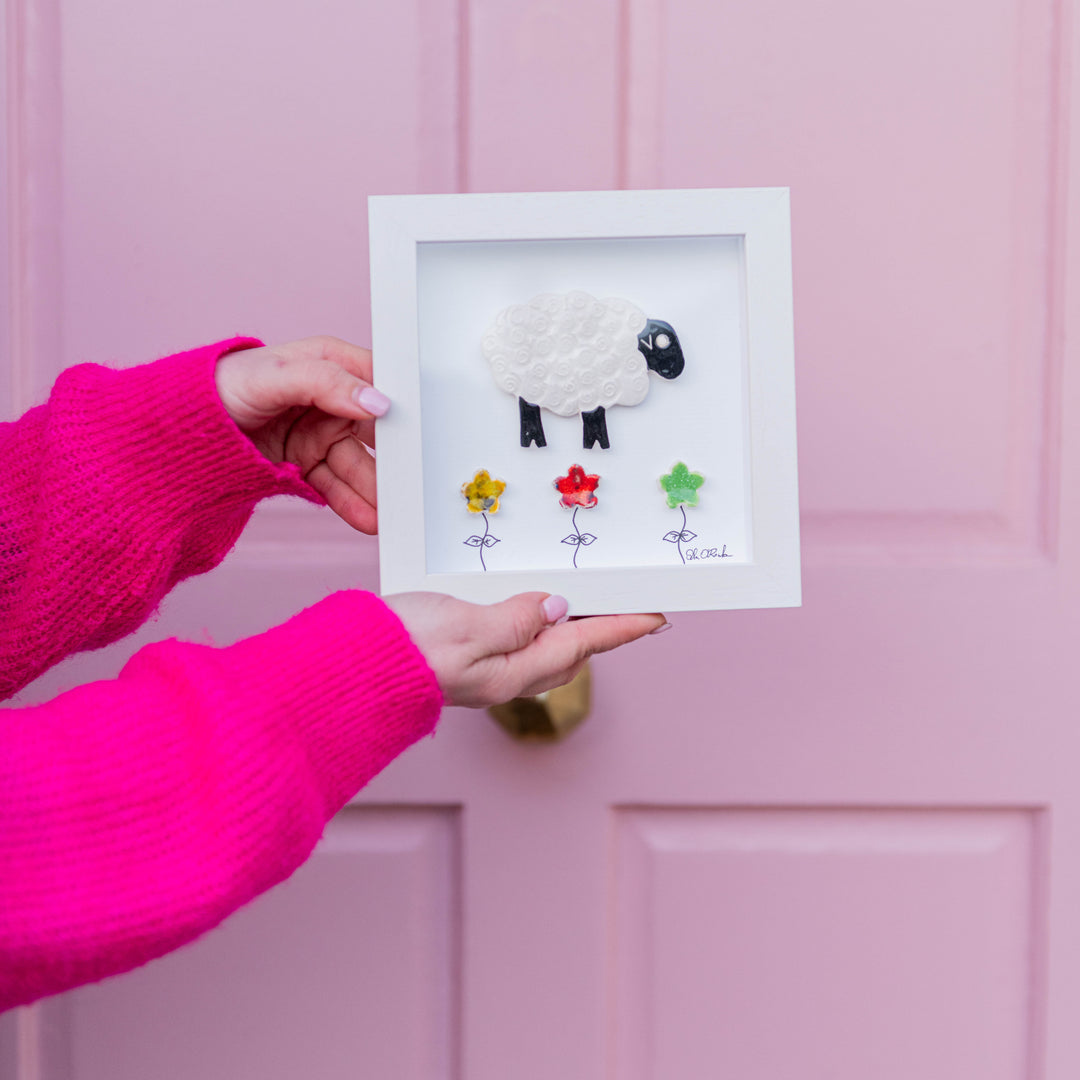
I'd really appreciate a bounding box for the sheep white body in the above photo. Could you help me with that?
[481,291,650,416]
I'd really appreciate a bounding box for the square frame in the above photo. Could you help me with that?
[369,188,800,615]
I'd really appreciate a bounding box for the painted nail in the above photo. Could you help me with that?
[648,621,673,635]
[542,594,569,624]
[355,385,390,416]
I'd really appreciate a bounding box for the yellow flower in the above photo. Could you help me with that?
[462,469,506,514]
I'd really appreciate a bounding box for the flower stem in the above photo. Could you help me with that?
[480,512,490,572]
[677,505,687,564]
[572,506,581,568]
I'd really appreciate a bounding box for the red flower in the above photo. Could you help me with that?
[554,464,600,509]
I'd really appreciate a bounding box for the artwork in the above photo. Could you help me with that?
[369,186,801,616]
[481,291,684,449]
[554,465,600,567]
[461,469,505,571]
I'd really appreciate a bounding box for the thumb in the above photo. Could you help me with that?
[217,347,392,432]
[472,592,569,658]
[288,357,391,421]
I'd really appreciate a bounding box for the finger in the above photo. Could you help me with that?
[285,412,357,474]
[350,417,376,450]
[325,433,378,509]
[265,355,389,423]
[305,460,378,534]
[467,592,568,658]
[494,612,666,692]
[311,336,373,383]
[568,612,668,654]
[516,659,587,699]
[283,413,373,476]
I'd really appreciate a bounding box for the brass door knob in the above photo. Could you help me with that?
[487,663,591,742]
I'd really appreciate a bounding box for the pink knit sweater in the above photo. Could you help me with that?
[0,339,443,1011]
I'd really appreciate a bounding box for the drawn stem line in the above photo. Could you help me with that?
[572,506,581,568]
[677,505,687,565]
[480,512,490,571]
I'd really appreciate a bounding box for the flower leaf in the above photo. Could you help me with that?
[482,535,500,548]
[662,530,683,543]
[578,533,597,546]
[464,535,484,547]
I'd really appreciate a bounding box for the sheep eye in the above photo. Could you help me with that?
[655,333,671,349]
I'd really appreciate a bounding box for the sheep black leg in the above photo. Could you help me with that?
[519,397,546,447]
[582,406,609,449]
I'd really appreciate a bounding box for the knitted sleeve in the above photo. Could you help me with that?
[0,337,321,700]
[0,589,443,1010]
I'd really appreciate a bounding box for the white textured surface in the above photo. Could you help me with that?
[481,291,649,415]
[414,235,753,580]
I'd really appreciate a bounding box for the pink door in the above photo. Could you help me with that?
[2,0,1077,1076]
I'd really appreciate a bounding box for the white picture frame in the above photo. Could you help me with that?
[368,187,800,615]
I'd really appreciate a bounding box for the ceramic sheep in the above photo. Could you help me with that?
[480,291,685,449]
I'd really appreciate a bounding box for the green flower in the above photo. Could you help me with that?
[659,462,704,509]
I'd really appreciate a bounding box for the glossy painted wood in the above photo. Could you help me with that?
[5,0,1080,1076]
[615,809,1038,1077]
[70,809,460,1080]
[626,0,1064,562]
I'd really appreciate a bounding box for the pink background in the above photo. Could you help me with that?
[2,0,1079,1076]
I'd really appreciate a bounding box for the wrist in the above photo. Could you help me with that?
[115,337,322,511]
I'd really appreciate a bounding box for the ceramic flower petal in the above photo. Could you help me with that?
[554,464,600,509]
[462,469,507,514]
[659,462,704,509]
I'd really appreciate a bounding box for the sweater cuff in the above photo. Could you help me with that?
[65,338,324,517]
[219,591,443,814]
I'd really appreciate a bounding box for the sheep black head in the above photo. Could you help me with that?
[638,319,684,380]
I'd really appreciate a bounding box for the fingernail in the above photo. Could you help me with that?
[542,594,569,624]
[649,621,673,635]
[355,385,390,417]
[555,613,570,625]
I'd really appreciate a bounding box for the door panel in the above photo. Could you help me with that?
[467,0,620,192]
[70,809,460,1080]
[614,808,1040,1079]
[57,0,459,382]
[624,0,1062,560]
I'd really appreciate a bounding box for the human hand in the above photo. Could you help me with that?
[215,336,388,533]
[385,591,669,707]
